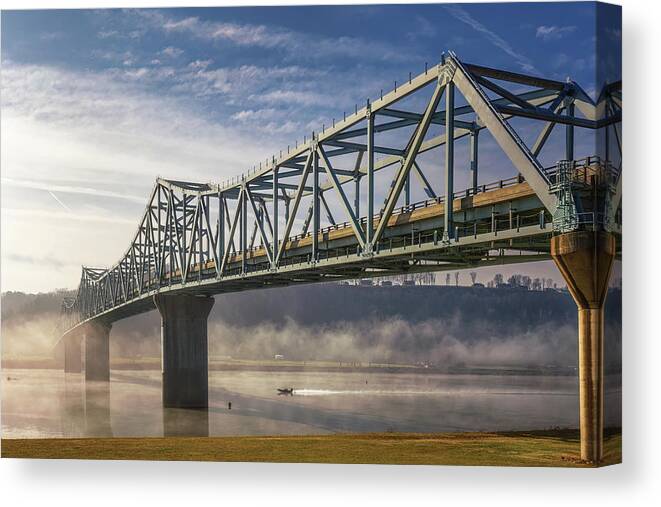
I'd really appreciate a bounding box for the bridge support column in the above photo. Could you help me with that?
[154,294,215,408]
[83,322,112,382]
[64,333,83,374]
[551,231,616,463]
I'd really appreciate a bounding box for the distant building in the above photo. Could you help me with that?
[274,354,284,360]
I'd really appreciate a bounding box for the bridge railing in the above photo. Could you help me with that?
[544,156,619,187]
[284,174,526,245]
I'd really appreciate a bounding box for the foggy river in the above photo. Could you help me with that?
[1,369,622,438]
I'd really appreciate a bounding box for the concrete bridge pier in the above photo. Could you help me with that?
[64,333,83,374]
[551,230,616,463]
[83,322,112,381]
[154,294,215,408]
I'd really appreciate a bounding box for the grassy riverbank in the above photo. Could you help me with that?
[2,429,621,467]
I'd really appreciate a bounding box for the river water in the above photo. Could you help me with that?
[1,368,622,438]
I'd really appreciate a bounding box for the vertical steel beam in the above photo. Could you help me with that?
[312,147,320,261]
[204,195,210,262]
[241,185,247,274]
[217,192,224,273]
[566,101,575,161]
[405,172,411,206]
[182,193,187,281]
[470,127,479,192]
[272,167,279,267]
[282,189,290,224]
[354,175,360,218]
[444,82,455,240]
[366,111,375,246]
[157,186,162,281]
[604,118,610,164]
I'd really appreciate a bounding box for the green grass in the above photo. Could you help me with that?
[1,429,621,467]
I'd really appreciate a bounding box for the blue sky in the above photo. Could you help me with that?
[0,3,621,292]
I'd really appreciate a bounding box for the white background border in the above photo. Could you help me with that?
[1,0,659,505]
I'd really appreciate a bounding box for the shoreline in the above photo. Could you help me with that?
[1,429,622,466]
[2,359,591,377]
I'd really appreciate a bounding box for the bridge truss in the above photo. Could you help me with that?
[60,52,621,333]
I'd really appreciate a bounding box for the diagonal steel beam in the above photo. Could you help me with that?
[222,195,236,255]
[276,151,313,265]
[473,74,537,110]
[372,81,446,246]
[450,54,556,213]
[200,196,220,275]
[183,198,201,282]
[531,105,565,157]
[412,161,436,199]
[317,145,365,248]
[319,192,336,226]
[219,189,244,276]
[245,186,273,264]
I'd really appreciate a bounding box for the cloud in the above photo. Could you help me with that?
[230,108,278,122]
[159,46,183,58]
[138,9,413,62]
[98,30,119,39]
[408,16,437,41]
[1,61,288,291]
[2,207,137,226]
[230,109,300,134]
[40,31,64,41]
[97,28,144,40]
[252,89,328,107]
[92,49,136,66]
[162,15,291,48]
[2,177,146,204]
[3,253,71,270]
[444,5,539,74]
[188,59,212,70]
[536,25,577,41]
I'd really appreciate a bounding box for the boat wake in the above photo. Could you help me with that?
[293,389,576,397]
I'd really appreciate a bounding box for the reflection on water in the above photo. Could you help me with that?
[1,368,622,439]
[163,409,209,437]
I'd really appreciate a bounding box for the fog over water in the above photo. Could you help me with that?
[2,369,622,438]
[2,284,622,369]
[1,284,622,438]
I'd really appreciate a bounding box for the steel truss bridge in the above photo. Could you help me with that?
[59,52,622,334]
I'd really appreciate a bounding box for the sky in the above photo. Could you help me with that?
[0,2,621,293]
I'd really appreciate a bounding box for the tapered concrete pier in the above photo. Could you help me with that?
[83,322,112,381]
[551,230,616,463]
[154,294,215,408]
[64,333,83,374]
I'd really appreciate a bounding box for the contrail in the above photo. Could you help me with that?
[48,190,72,213]
[443,5,540,75]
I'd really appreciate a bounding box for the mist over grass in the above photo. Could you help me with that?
[1,285,622,370]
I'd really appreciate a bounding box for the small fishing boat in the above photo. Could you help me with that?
[277,387,294,395]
